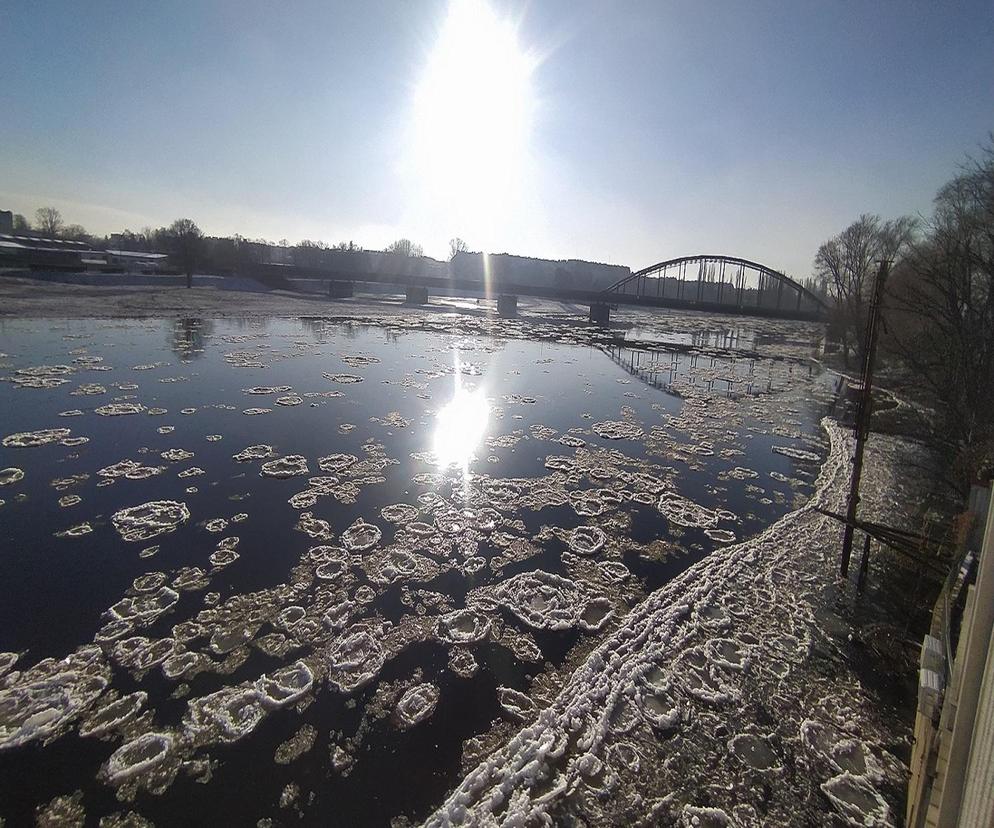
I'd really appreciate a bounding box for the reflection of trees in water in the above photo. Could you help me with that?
[170,318,214,361]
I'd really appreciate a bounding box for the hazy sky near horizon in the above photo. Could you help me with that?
[2,0,992,278]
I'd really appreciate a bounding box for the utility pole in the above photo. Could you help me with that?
[840,259,890,578]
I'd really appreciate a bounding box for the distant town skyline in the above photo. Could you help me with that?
[2,0,992,277]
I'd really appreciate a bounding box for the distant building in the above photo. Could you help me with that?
[0,233,167,272]
[451,252,629,292]
[0,211,12,234]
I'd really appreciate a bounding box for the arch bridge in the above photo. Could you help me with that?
[601,255,827,321]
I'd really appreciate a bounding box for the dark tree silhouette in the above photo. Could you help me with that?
[385,238,423,257]
[167,218,204,288]
[813,214,916,366]
[35,207,63,238]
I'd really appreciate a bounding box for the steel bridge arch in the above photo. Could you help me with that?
[602,254,827,318]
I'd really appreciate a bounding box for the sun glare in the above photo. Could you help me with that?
[432,357,489,471]
[410,0,536,243]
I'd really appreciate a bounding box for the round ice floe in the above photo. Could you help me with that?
[380,503,419,524]
[448,647,478,678]
[435,511,466,535]
[490,570,593,631]
[0,468,24,486]
[598,561,630,583]
[185,686,266,743]
[341,520,381,552]
[729,733,781,772]
[657,494,720,529]
[327,631,385,693]
[591,420,644,440]
[276,395,304,406]
[0,671,108,749]
[568,526,606,556]
[104,732,174,783]
[318,453,357,473]
[820,772,890,825]
[436,608,491,644]
[579,597,614,631]
[79,691,147,737]
[161,652,203,680]
[109,587,180,622]
[95,403,145,416]
[3,428,72,447]
[497,687,535,721]
[260,455,309,478]
[706,638,748,671]
[394,682,440,729]
[112,500,190,542]
[233,444,275,462]
[256,661,314,708]
[160,448,194,462]
[705,528,736,543]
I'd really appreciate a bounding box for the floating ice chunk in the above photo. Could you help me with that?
[233,444,275,462]
[95,403,145,416]
[657,493,721,529]
[318,453,357,472]
[729,733,781,771]
[112,501,190,542]
[256,661,314,708]
[497,687,536,721]
[592,421,644,440]
[341,519,381,552]
[568,526,606,556]
[0,468,24,486]
[79,691,147,737]
[109,587,180,622]
[772,445,820,462]
[327,631,385,693]
[3,428,72,447]
[260,455,309,478]
[819,772,890,825]
[103,732,174,783]
[437,609,491,644]
[381,503,419,524]
[488,570,594,631]
[705,528,736,543]
[185,687,265,743]
[394,682,440,729]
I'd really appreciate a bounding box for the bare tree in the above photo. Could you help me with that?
[166,218,204,288]
[813,213,917,366]
[449,237,468,260]
[385,238,423,257]
[35,207,63,238]
[886,139,994,488]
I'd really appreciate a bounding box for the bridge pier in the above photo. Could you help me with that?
[497,294,518,317]
[327,280,354,299]
[405,285,429,305]
[589,302,611,325]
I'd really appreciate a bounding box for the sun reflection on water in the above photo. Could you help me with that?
[432,355,489,472]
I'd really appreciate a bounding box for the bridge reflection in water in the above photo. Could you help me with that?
[604,341,814,398]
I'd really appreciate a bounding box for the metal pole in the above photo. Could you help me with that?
[840,260,890,577]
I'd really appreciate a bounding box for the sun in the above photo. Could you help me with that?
[409,0,536,243]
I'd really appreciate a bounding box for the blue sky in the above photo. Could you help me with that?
[2,0,991,278]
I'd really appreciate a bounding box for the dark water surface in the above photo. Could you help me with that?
[0,315,830,826]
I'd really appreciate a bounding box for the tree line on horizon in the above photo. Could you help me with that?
[8,207,471,270]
